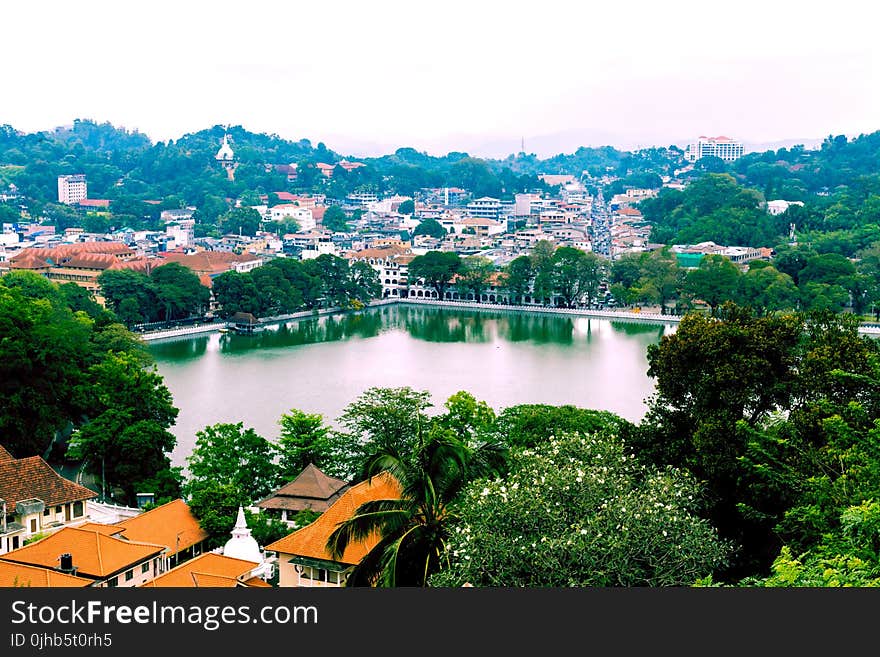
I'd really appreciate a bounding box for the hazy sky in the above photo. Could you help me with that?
[5,0,878,157]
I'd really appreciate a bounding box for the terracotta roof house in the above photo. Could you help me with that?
[0,446,97,556]
[114,499,209,570]
[141,552,267,588]
[0,560,94,588]
[256,464,350,524]
[0,526,165,587]
[265,471,401,587]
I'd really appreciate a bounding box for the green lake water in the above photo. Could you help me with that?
[148,305,676,467]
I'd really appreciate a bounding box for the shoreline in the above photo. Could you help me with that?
[139,299,880,342]
[138,299,679,342]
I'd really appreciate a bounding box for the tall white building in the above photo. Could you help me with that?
[57,174,87,204]
[684,136,744,163]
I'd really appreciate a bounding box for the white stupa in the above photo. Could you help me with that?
[215,133,235,162]
[223,506,262,563]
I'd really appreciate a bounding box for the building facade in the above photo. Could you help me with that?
[57,174,87,204]
[684,136,744,163]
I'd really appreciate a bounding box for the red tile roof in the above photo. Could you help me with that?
[0,450,97,510]
[115,499,209,556]
[0,560,93,588]
[141,553,259,588]
[265,471,401,566]
[78,199,111,208]
[2,527,164,579]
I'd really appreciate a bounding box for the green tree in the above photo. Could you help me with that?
[322,205,350,233]
[455,256,495,300]
[683,254,742,315]
[408,251,462,300]
[502,255,534,304]
[550,247,605,308]
[413,218,446,239]
[397,199,415,215]
[430,432,731,586]
[184,422,278,504]
[276,409,338,482]
[219,207,262,237]
[334,386,433,480]
[150,262,210,321]
[530,240,556,304]
[348,260,382,304]
[211,270,262,318]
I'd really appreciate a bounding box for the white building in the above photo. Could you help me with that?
[270,204,316,232]
[766,199,805,215]
[684,136,744,163]
[57,174,87,205]
[465,197,503,220]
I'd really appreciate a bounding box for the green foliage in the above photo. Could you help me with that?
[184,422,278,504]
[276,409,338,482]
[413,218,446,239]
[408,251,462,300]
[244,509,293,547]
[322,205,350,233]
[335,386,433,481]
[429,432,731,586]
[496,404,634,449]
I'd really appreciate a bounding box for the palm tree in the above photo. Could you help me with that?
[327,425,504,587]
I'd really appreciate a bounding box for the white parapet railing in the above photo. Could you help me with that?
[399,298,681,323]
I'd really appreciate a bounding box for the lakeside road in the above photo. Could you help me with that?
[137,299,880,342]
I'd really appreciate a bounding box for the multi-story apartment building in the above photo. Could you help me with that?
[465,197,503,220]
[57,174,87,204]
[684,136,744,163]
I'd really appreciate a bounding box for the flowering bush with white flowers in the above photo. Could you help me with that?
[429,431,732,587]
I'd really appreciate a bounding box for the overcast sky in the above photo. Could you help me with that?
[5,0,878,157]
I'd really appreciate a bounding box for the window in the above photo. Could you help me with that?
[56,506,62,514]
[73,501,83,518]
[30,519,37,533]
[142,563,150,574]
[107,577,118,587]
[125,569,134,582]
[43,508,50,516]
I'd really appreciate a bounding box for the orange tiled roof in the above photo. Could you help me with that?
[8,253,51,270]
[0,451,97,510]
[346,245,411,261]
[12,243,134,263]
[265,471,401,566]
[74,522,126,536]
[158,251,260,276]
[115,499,209,556]
[141,553,258,588]
[0,445,13,462]
[2,527,164,579]
[0,560,93,588]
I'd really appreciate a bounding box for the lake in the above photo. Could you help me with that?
[148,304,676,467]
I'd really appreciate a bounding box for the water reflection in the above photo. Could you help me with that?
[150,306,673,357]
[149,336,209,361]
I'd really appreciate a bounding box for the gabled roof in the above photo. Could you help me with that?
[265,471,401,566]
[141,552,259,588]
[0,560,93,588]
[115,499,209,556]
[0,450,97,510]
[2,527,164,579]
[257,464,350,513]
[0,445,13,463]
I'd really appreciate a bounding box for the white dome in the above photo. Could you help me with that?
[223,507,262,563]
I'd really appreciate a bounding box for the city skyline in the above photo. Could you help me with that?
[5,0,878,158]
